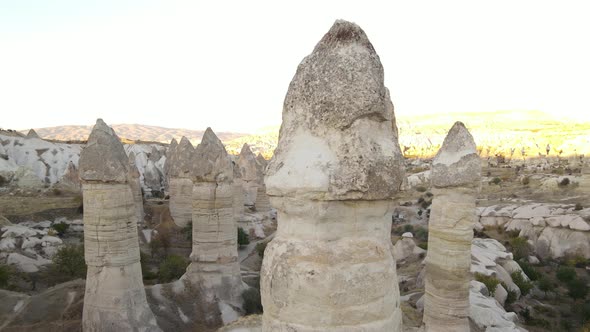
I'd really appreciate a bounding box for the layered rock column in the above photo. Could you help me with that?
[423,122,481,332]
[167,137,194,228]
[237,143,259,209]
[79,119,160,332]
[163,138,178,191]
[261,20,405,331]
[128,152,145,223]
[185,128,243,306]
[254,153,271,213]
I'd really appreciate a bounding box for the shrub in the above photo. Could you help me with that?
[425,192,433,197]
[538,276,554,294]
[575,203,584,211]
[511,271,533,296]
[256,242,267,258]
[0,175,7,186]
[490,177,502,185]
[557,266,577,283]
[475,273,500,296]
[415,186,427,192]
[502,282,518,305]
[150,229,171,257]
[420,200,431,209]
[238,227,250,246]
[418,242,428,250]
[567,278,588,300]
[140,251,157,280]
[519,261,540,281]
[242,288,263,314]
[403,224,414,233]
[51,222,69,236]
[509,237,531,261]
[559,177,571,187]
[522,176,530,185]
[181,222,192,241]
[0,264,11,288]
[52,245,86,279]
[52,188,62,196]
[414,227,428,242]
[158,255,188,283]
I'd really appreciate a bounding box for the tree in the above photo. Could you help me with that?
[51,222,70,237]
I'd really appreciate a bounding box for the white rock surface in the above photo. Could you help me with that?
[469,281,524,332]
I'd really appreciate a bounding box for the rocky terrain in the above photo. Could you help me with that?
[1,19,589,332]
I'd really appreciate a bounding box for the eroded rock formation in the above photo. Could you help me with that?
[185,128,243,307]
[128,152,145,224]
[167,137,194,228]
[79,119,160,331]
[254,154,271,214]
[261,20,405,331]
[423,122,481,332]
[237,144,259,208]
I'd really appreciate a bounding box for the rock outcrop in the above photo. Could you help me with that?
[167,137,194,228]
[423,122,481,332]
[163,138,178,191]
[79,119,160,331]
[261,20,405,331]
[477,203,590,259]
[185,128,243,308]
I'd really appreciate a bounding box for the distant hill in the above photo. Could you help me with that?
[24,124,247,146]
[21,111,590,159]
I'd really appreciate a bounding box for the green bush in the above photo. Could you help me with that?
[519,261,540,281]
[158,255,188,283]
[417,242,428,250]
[501,282,518,305]
[509,237,531,261]
[256,242,267,258]
[475,273,500,296]
[51,222,69,236]
[403,224,414,233]
[511,271,533,296]
[415,186,427,192]
[414,227,428,242]
[559,177,570,187]
[490,177,502,185]
[242,288,263,314]
[567,278,588,300]
[52,245,86,278]
[238,227,250,246]
[140,251,157,280]
[522,176,530,185]
[538,276,554,294]
[181,221,192,241]
[557,266,577,283]
[0,264,11,288]
[575,203,584,211]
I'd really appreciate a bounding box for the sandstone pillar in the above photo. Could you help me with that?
[254,153,271,213]
[79,119,160,332]
[261,20,405,331]
[167,137,194,228]
[128,152,144,224]
[237,143,259,208]
[423,122,481,332]
[185,128,243,306]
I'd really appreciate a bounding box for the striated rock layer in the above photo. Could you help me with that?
[254,154,271,213]
[167,137,195,228]
[261,20,404,331]
[128,152,145,223]
[423,122,481,332]
[79,119,160,332]
[185,128,243,306]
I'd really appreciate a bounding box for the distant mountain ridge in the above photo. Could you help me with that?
[20,110,590,159]
[24,124,247,146]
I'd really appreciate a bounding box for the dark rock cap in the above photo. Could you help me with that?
[79,119,129,183]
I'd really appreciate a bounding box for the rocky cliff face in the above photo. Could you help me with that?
[261,20,404,331]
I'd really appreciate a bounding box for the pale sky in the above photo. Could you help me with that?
[1,0,588,133]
